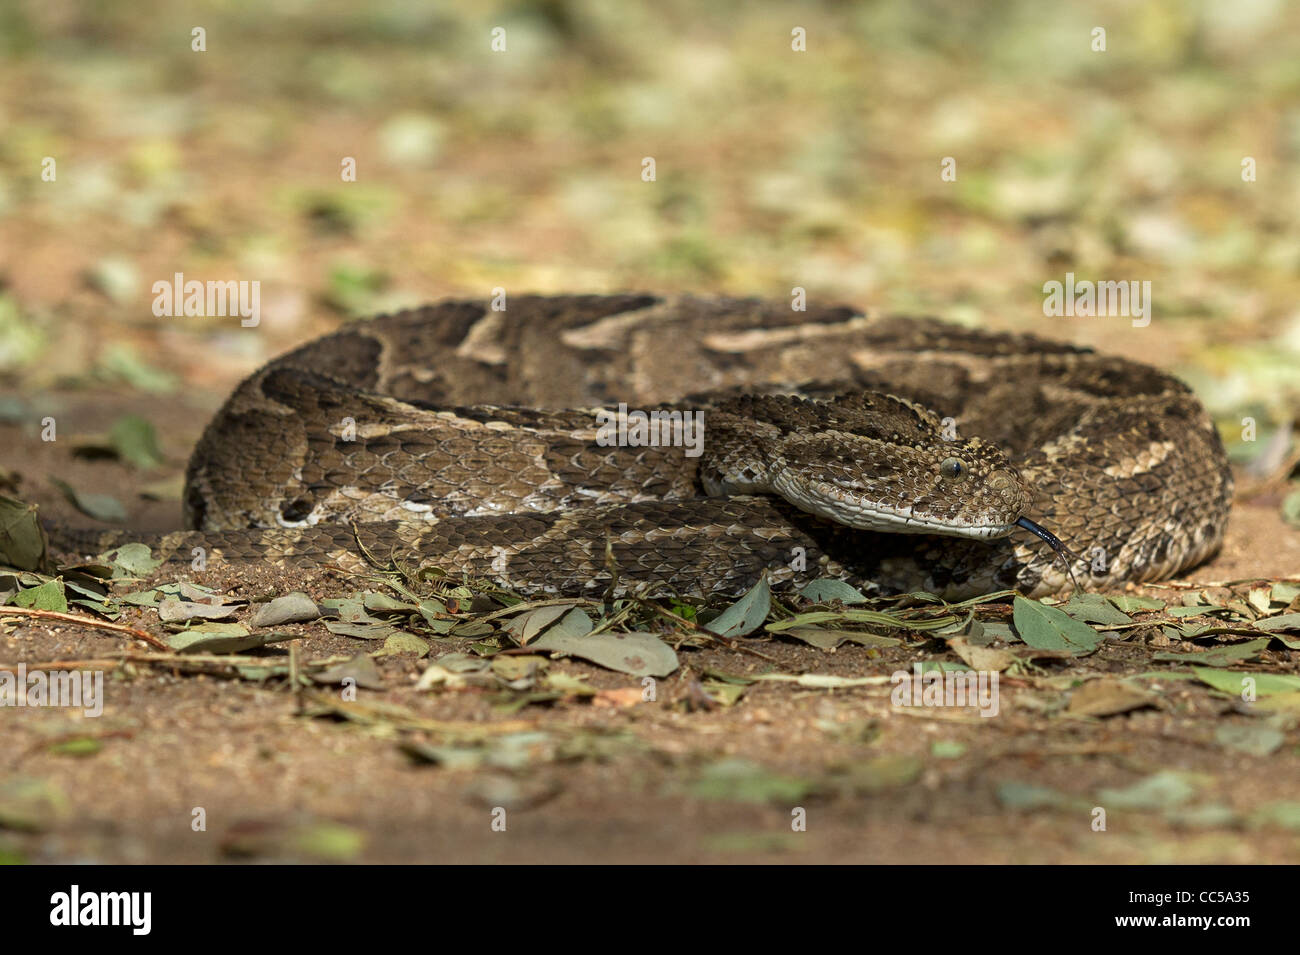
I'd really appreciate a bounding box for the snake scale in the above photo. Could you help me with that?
[66,294,1235,599]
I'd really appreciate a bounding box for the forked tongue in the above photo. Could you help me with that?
[1016,516,1082,594]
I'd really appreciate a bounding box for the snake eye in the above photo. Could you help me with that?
[939,457,966,481]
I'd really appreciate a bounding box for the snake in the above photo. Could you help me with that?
[55,294,1234,600]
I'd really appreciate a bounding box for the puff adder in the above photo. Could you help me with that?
[65,295,1236,599]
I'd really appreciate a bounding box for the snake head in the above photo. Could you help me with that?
[707,393,1033,539]
[775,433,1032,539]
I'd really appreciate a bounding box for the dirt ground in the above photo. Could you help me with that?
[2,1,1300,865]
[1,385,1299,864]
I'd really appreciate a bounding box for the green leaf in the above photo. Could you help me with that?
[373,633,430,658]
[1271,583,1300,605]
[1215,723,1284,757]
[0,496,47,571]
[1191,667,1300,697]
[324,620,408,641]
[1166,605,1218,618]
[250,592,320,627]
[1165,804,1239,829]
[1097,771,1198,810]
[774,627,901,650]
[1153,637,1270,666]
[108,415,164,469]
[0,296,46,373]
[0,778,69,832]
[50,478,126,523]
[546,607,595,640]
[690,758,814,804]
[288,821,366,861]
[1256,613,1300,633]
[503,604,572,645]
[845,755,924,793]
[362,592,415,613]
[797,578,868,605]
[996,781,1080,811]
[1108,594,1166,613]
[157,596,239,623]
[765,611,849,631]
[11,578,67,613]
[531,629,678,677]
[1012,596,1103,654]
[1249,802,1300,830]
[311,654,385,690]
[48,737,102,757]
[168,623,289,654]
[705,576,771,638]
[1062,593,1133,625]
[85,255,139,304]
[99,543,162,578]
[96,343,178,394]
[931,740,967,759]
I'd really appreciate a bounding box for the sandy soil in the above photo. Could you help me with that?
[1,384,1298,865]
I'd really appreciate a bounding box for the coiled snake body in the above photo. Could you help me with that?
[101,295,1236,598]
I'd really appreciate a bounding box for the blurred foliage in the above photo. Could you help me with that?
[0,0,1295,458]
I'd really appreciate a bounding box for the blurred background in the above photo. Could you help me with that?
[0,0,1297,500]
[2,0,1300,867]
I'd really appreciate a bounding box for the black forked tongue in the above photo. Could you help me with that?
[1016,516,1082,594]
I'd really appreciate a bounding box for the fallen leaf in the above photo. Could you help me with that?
[311,653,385,690]
[1013,596,1103,654]
[251,592,321,627]
[948,635,1014,671]
[531,629,678,677]
[1096,771,1198,810]
[705,576,770,638]
[592,686,644,708]
[1067,679,1157,717]
[1215,723,1284,756]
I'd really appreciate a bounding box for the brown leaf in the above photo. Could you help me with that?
[592,686,644,708]
[1067,679,1157,717]
[948,636,1014,672]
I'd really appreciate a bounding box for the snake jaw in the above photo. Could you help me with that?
[773,472,1022,539]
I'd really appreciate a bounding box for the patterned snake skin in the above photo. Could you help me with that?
[64,294,1236,599]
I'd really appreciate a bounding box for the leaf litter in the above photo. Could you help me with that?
[6,485,1300,851]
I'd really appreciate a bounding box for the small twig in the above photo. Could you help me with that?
[0,606,170,651]
[0,658,124,672]
[635,598,781,663]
